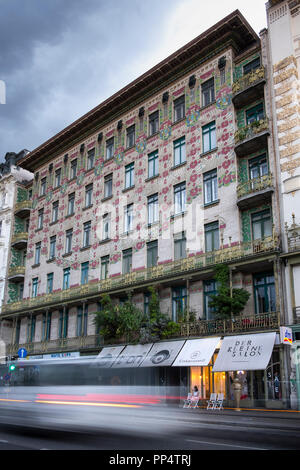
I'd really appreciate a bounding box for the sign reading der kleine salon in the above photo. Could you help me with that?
[212,332,276,372]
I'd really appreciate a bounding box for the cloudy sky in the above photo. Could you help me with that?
[0,0,268,162]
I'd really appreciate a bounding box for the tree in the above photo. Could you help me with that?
[93,293,119,341]
[117,294,145,343]
[139,286,180,343]
[208,264,250,319]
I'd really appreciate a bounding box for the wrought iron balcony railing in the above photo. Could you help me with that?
[7,265,26,279]
[232,66,266,96]
[237,173,273,199]
[6,313,280,356]
[234,118,269,145]
[1,235,280,315]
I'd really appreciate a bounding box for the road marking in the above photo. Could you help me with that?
[186,439,267,450]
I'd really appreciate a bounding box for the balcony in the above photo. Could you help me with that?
[1,234,280,316]
[11,232,28,250]
[232,66,266,109]
[6,313,280,355]
[7,265,25,281]
[14,199,32,218]
[180,312,280,338]
[234,118,269,157]
[7,335,103,356]
[237,173,274,209]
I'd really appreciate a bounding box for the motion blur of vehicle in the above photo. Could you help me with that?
[0,357,185,436]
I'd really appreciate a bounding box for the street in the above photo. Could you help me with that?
[0,406,299,451]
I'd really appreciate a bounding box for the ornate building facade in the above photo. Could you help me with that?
[0,9,297,408]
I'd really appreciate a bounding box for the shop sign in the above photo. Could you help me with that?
[172,337,221,367]
[140,340,185,367]
[280,326,293,345]
[95,346,126,368]
[212,332,276,372]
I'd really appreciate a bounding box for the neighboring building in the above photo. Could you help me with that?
[0,151,33,346]
[0,9,297,408]
[265,0,300,409]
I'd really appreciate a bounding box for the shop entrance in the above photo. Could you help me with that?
[190,354,226,400]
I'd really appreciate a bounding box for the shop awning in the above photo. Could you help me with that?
[212,332,276,372]
[111,343,153,368]
[95,345,126,368]
[140,340,185,367]
[172,337,221,367]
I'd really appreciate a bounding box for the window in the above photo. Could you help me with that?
[125,163,134,189]
[40,178,46,196]
[65,229,73,254]
[106,137,114,160]
[249,154,268,180]
[149,110,159,136]
[243,57,261,75]
[205,221,219,252]
[101,255,110,280]
[70,159,77,179]
[35,242,41,265]
[203,169,218,205]
[55,168,61,188]
[124,204,133,233]
[144,292,150,316]
[38,209,44,229]
[174,182,186,215]
[104,174,113,198]
[172,287,187,322]
[246,103,264,125]
[52,201,59,223]
[147,240,158,268]
[174,136,186,166]
[203,280,217,320]
[253,272,276,314]
[201,78,215,107]
[81,262,89,285]
[126,125,135,149]
[251,209,272,240]
[27,315,36,342]
[49,236,56,260]
[42,312,52,341]
[122,248,132,274]
[87,148,95,170]
[32,278,38,298]
[102,213,110,240]
[77,305,88,336]
[83,221,91,247]
[148,150,159,178]
[174,95,185,122]
[58,309,68,338]
[148,193,158,225]
[63,267,70,290]
[47,273,54,294]
[202,121,216,153]
[68,193,75,216]
[174,232,186,260]
[85,183,93,208]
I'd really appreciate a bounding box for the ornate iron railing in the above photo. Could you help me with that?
[1,235,280,315]
[237,173,273,199]
[232,66,265,95]
[7,266,26,278]
[11,232,28,245]
[6,313,280,355]
[14,200,32,213]
[180,312,280,337]
[7,335,103,356]
[234,118,269,145]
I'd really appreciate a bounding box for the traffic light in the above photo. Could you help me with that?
[9,364,16,372]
